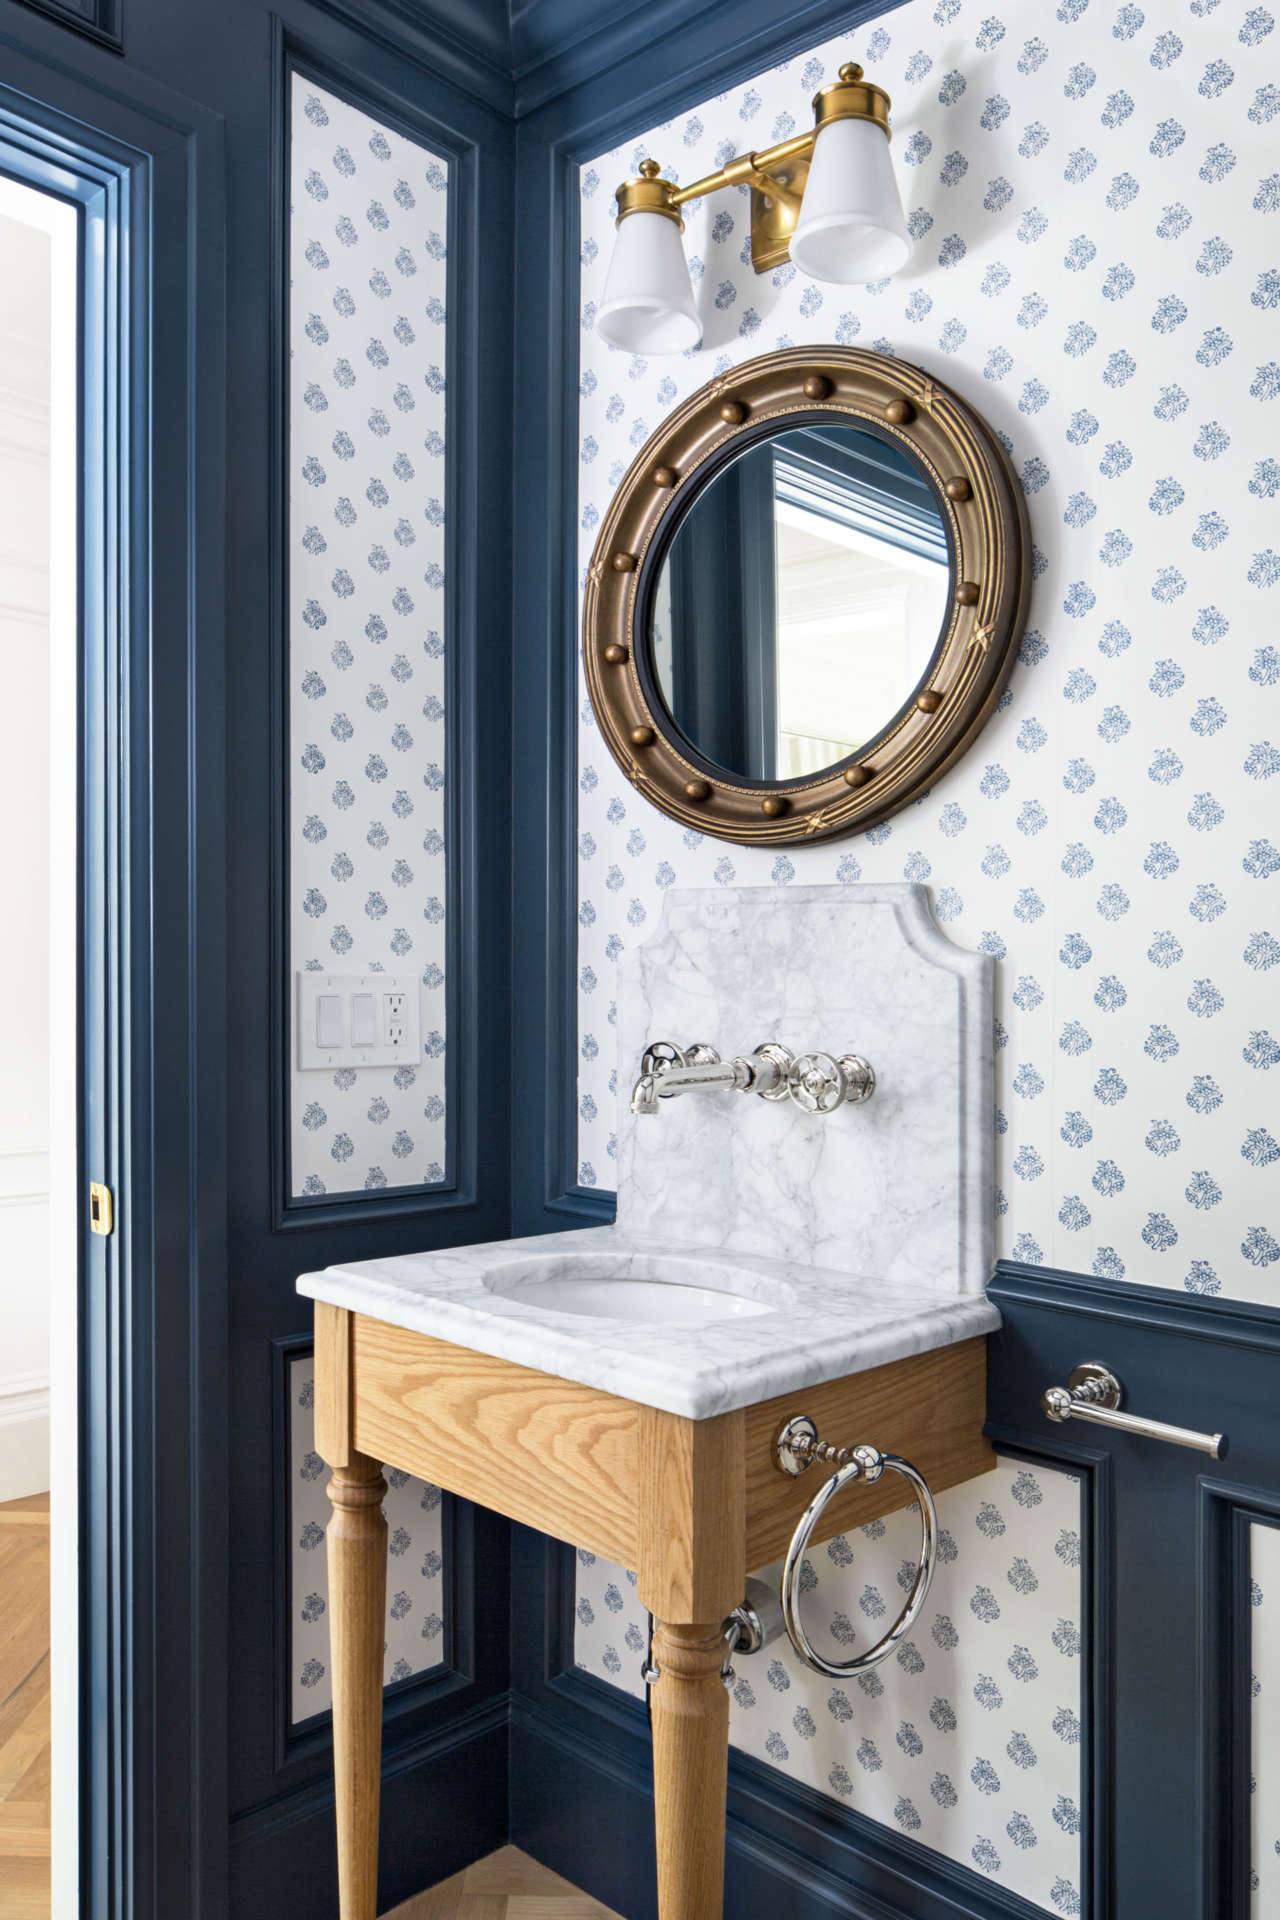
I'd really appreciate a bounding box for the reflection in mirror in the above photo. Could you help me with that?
[649,425,949,782]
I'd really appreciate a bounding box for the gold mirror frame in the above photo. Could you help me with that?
[583,346,1031,845]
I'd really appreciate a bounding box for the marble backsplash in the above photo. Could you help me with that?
[616,884,993,1289]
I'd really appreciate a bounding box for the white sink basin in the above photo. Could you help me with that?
[484,1251,787,1326]
[300,1225,1003,1418]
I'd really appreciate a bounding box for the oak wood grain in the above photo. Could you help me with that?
[636,1407,745,1625]
[0,1494,50,1919]
[350,1317,640,1565]
[318,1309,992,1920]
[327,1453,388,1920]
[647,1622,733,1920]
[743,1337,993,1567]
[385,1844,623,1917]
[315,1299,355,1468]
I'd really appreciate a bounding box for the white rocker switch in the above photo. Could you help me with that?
[315,993,344,1050]
[350,992,378,1050]
[296,971,422,1071]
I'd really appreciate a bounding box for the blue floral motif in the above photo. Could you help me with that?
[567,8,1279,1893]
[291,79,449,1196]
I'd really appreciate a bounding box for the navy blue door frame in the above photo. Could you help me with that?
[0,1,515,1915]
[0,34,230,1920]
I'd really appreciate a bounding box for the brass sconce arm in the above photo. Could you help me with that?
[669,132,816,217]
[613,62,897,279]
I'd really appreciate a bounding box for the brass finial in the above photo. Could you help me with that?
[813,60,891,135]
[615,157,684,227]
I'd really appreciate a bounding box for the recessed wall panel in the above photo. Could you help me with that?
[576,1457,1084,1914]
[1253,1520,1280,1913]
[289,75,449,1198]
[289,1352,445,1724]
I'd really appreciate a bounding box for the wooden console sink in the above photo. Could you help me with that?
[315,1302,992,1920]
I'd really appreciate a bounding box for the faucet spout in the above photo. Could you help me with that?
[631,1072,661,1117]
[630,1041,781,1116]
[629,1039,874,1117]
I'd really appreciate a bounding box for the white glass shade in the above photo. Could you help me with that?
[596,209,701,354]
[790,114,911,284]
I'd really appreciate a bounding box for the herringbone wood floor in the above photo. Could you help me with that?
[0,1508,621,1920]
[386,1845,624,1918]
[0,1493,51,1920]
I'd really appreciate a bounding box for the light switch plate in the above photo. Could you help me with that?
[296,971,422,1071]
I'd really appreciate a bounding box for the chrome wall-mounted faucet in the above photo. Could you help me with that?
[630,1041,875,1117]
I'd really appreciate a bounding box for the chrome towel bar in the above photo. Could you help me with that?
[1041,1360,1227,1460]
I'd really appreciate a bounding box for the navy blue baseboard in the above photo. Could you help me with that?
[503,1266,1280,1920]
[229,1696,509,1918]
[510,1681,1046,1920]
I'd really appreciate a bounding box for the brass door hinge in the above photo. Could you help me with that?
[89,1181,114,1237]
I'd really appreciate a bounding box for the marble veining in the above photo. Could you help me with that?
[617,886,994,1292]
[296,1226,999,1418]
[300,884,998,1416]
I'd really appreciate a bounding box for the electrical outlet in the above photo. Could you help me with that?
[296,972,422,1070]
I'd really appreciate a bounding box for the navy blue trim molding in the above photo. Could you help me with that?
[264,0,914,120]
[272,31,515,1232]
[989,1260,1280,1356]
[510,0,913,118]
[0,39,231,1920]
[1199,1480,1280,1920]
[512,1692,1060,1920]
[511,1264,1280,1920]
[310,0,512,112]
[230,1693,509,1918]
[989,1260,1280,1920]
[269,1334,486,1771]
[10,0,123,52]
[507,1524,1052,1920]
[509,0,916,1237]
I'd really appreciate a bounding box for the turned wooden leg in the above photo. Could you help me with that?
[637,1404,746,1920]
[326,1452,387,1920]
[648,1619,733,1920]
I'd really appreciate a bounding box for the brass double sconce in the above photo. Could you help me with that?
[598,62,910,354]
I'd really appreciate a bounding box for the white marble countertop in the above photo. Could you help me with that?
[296,1225,1000,1419]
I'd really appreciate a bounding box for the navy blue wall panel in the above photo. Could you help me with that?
[6,0,1277,1912]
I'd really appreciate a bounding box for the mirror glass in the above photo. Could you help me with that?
[648,424,950,782]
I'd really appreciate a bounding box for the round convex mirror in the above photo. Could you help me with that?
[583,347,1030,846]
[646,423,950,783]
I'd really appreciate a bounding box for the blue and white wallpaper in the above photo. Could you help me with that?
[578,1462,1083,1914]
[1253,1520,1280,1912]
[574,0,1276,1903]
[289,1354,445,1723]
[575,0,1280,1307]
[289,77,450,1197]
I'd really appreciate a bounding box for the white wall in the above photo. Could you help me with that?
[0,209,52,1503]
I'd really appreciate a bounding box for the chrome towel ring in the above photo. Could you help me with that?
[775,1419,938,1678]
